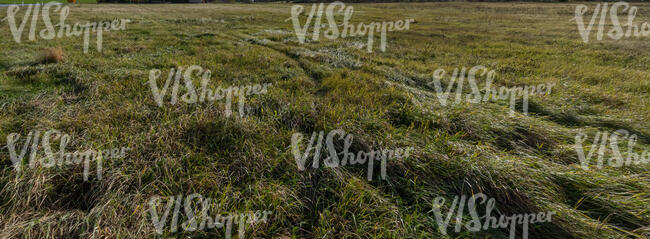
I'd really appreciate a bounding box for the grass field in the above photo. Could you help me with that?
[0,2,649,238]
[0,0,97,4]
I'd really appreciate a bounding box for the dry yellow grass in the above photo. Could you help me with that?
[39,48,64,64]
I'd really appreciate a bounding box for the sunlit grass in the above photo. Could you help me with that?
[0,2,648,238]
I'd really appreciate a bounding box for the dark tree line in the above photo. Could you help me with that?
[97,0,650,3]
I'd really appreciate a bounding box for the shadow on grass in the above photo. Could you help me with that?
[552,175,649,232]
[520,100,650,144]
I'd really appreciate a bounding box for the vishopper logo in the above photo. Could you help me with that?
[291,129,414,181]
[575,129,649,170]
[5,129,129,181]
[427,65,555,116]
[148,193,272,238]
[573,2,650,43]
[2,2,131,53]
[430,193,555,239]
[148,65,272,118]
[289,1,414,52]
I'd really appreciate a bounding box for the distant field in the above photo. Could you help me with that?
[0,0,96,4]
[0,2,649,239]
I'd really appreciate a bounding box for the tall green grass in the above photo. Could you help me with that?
[0,2,648,238]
